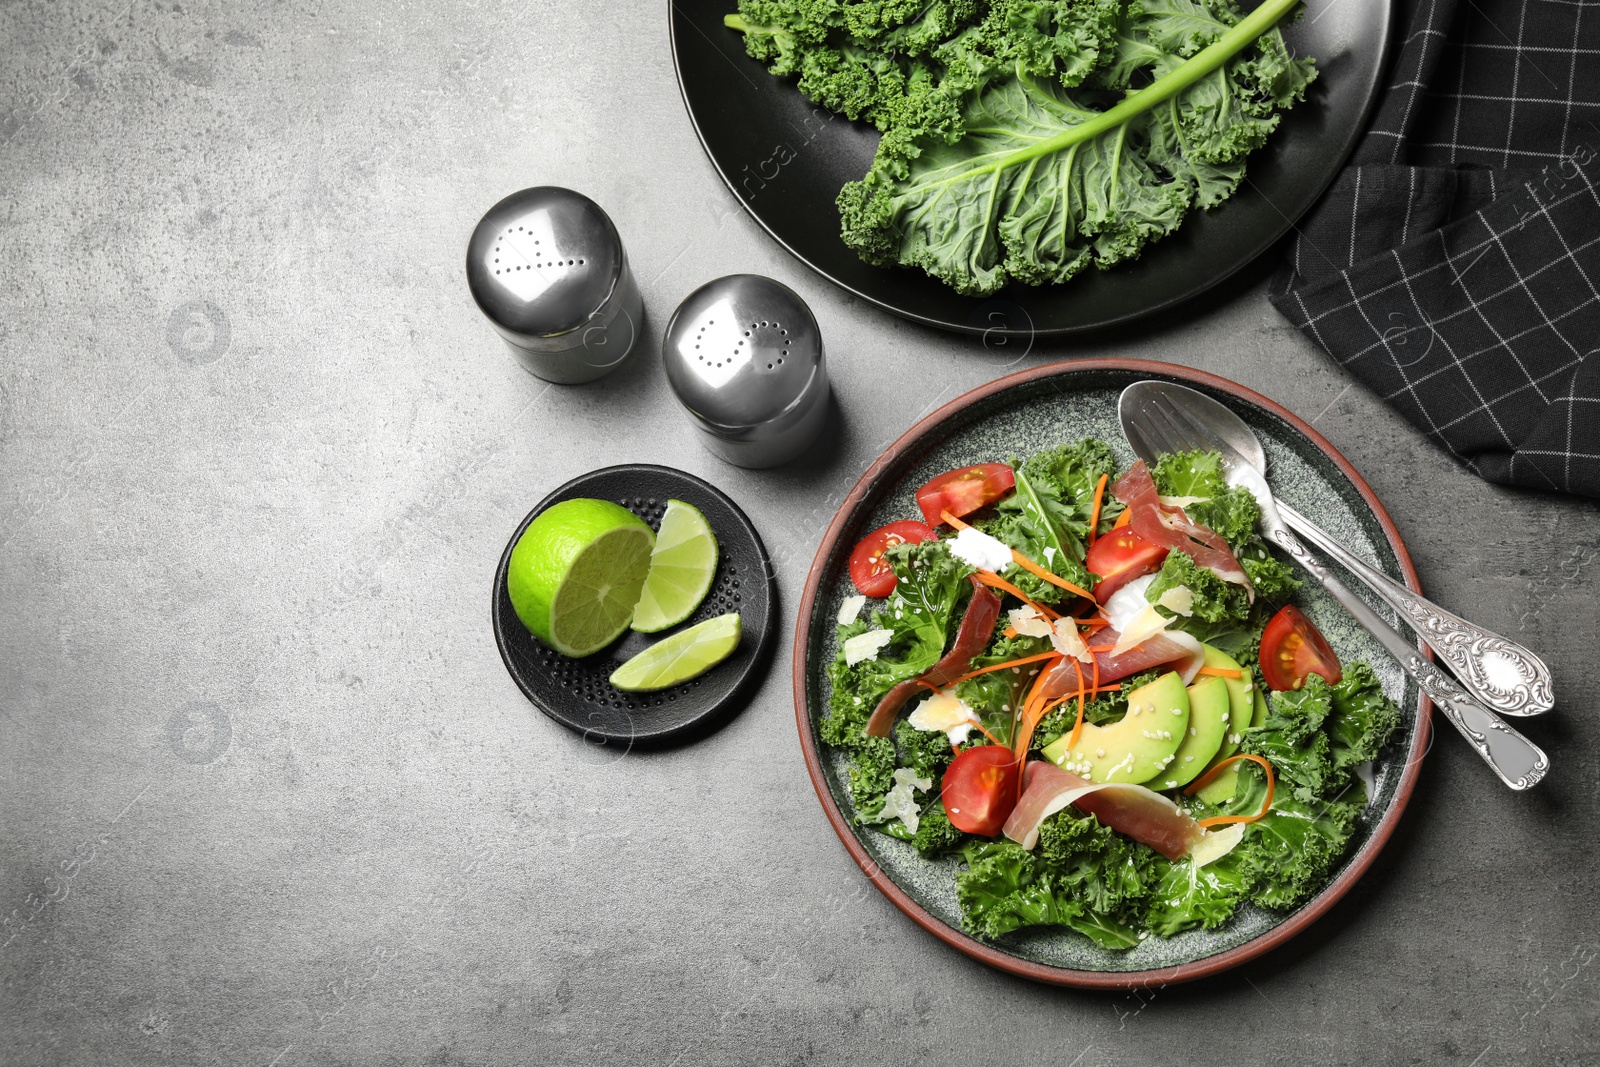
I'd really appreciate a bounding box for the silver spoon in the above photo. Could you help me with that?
[1119,381,1549,791]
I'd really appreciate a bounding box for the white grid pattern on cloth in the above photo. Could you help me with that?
[1271,0,1600,496]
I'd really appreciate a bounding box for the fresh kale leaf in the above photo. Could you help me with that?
[1240,543,1301,603]
[913,799,968,858]
[1326,661,1404,769]
[1241,679,1342,804]
[1148,549,1251,624]
[1220,660,1401,910]
[895,715,959,783]
[957,841,1086,940]
[821,538,973,810]
[1021,438,1121,533]
[957,808,1161,948]
[1149,448,1263,548]
[1143,851,1255,937]
[985,467,1093,604]
[1228,761,1366,910]
[833,0,1314,294]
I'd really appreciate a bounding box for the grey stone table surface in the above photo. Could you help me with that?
[2,3,1596,1065]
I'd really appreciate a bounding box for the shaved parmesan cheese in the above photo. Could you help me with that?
[908,690,980,743]
[875,768,932,834]
[1190,822,1246,866]
[1049,617,1093,662]
[837,594,867,625]
[1158,495,1210,509]
[1157,585,1195,617]
[1104,573,1158,632]
[947,526,1013,573]
[1109,603,1172,658]
[1008,605,1053,639]
[843,628,893,665]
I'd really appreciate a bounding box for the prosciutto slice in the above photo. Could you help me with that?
[1029,625,1205,708]
[1111,461,1252,598]
[864,579,1002,737]
[1001,760,1203,860]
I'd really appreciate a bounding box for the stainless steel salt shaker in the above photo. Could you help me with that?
[466,187,642,384]
[662,275,831,468]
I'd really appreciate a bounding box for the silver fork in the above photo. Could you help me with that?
[1123,389,1548,791]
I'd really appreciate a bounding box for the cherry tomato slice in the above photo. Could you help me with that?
[1259,605,1343,691]
[916,463,1016,527]
[847,520,938,597]
[942,745,1021,836]
[1085,526,1169,604]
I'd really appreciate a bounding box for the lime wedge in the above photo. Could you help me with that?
[631,499,720,633]
[506,498,656,657]
[610,612,741,692]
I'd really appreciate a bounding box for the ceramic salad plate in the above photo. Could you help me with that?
[792,360,1431,987]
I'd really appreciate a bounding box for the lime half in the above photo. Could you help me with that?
[610,612,741,692]
[506,499,655,657]
[631,499,720,633]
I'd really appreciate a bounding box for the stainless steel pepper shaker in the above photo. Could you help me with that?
[466,187,642,384]
[661,275,831,468]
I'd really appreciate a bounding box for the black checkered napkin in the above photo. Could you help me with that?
[1272,0,1600,498]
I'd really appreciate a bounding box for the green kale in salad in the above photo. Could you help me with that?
[822,438,1405,948]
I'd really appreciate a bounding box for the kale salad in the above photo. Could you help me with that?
[821,439,1403,949]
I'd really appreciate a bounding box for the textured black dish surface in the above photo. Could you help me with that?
[670,0,1393,336]
[493,464,777,748]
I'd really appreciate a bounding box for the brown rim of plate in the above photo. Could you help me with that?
[791,358,1435,990]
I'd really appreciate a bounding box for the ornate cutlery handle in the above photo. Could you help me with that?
[1269,527,1549,791]
[1406,654,1550,791]
[1277,501,1554,717]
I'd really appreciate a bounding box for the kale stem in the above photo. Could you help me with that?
[974,0,1303,175]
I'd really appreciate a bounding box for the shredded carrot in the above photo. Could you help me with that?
[974,571,1060,620]
[1112,508,1132,530]
[945,649,1062,687]
[1086,655,1101,745]
[942,510,1095,601]
[1195,665,1244,679]
[1007,550,1097,601]
[1002,625,1018,640]
[1065,658,1089,751]
[1012,655,1065,782]
[1086,644,1116,654]
[1186,754,1276,827]
[1086,472,1109,548]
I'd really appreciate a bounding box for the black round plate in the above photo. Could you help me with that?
[669,0,1392,336]
[492,464,778,748]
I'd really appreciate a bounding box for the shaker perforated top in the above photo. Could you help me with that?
[466,186,625,342]
[661,275,825,432]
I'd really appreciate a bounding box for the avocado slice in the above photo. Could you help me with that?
[1041,671,1190,785]
[1203,645,1255,766]
[1194,684,1270,805]
[1151,676,1231,791]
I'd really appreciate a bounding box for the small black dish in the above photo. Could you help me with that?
[492,464,777,748]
